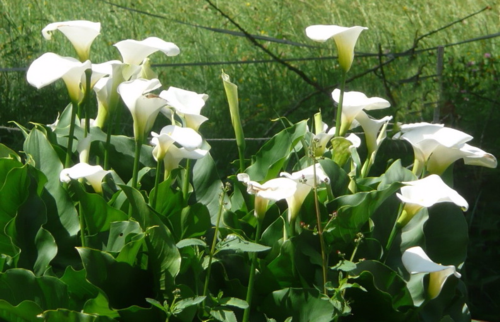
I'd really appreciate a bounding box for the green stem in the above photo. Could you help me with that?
[202,190,225,306]
[131,139,142,189]
[313,160,328,295]
[182,159,191,204]
[83,69,92,137]
[65,101,78,168]
[243,221,262,322]
[383,203,404,262]
[103,126,112,170]
[152,158,162,209]
[334,70,347,137]
[78,202,86,247]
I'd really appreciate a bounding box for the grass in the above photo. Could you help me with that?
[1,0,500,319]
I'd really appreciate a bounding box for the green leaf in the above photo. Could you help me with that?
[424,203,468,266]
[176,238,207,249]
[0,268,69,310]
[210,308,238,322]
[331,137,354,167]
[326,181,401,243]
[77,247,154,309]
[120,185,181,292]
[0,143,21,161]
[168,204,211,241]
[246,120,308,181]
[219,297,248,309]
[59,267,100,311]
[261,288,334,322]
[83,292,120,319]
[0,300,42,322]
[39,309,113,321]
[171,296,205,314]
[216,234,270,253]
[192,152,229,225]
[105,221,143,253]
[23,129,80,263]
[348,260,414,320]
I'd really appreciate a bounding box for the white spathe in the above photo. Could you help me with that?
[114,37,180,65]
[402,246,461,299]
[27,53,91,103]
[332,89,390,136]
[42,20,101,61]
[60,163,110,193]
[305,25,367,72]
[117,78,166,142]
[159,86,209,131]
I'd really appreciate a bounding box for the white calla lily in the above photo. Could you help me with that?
[305,25,367,72]
[117,78,166,142]
[332,89,390,136]
[355,111,392,157]
[42,20,101,61]
[280,164,330,223]
[394,122,496,175]
[159,86,209,131]
[402,246,461,299]
[114,37,180,66]
[27,53,91,103]
[396,174,468,226]
[238,173,297,221]
[151,125,203,162]
[93,61,129,128]
[60,163,110,193]
[427,143,497,175]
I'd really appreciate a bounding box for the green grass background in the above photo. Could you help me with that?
[1,0,499,319]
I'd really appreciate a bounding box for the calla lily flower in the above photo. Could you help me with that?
[27,53,91,103]
[117,78,166,142]
[159,87,209,131]
[280,164,330,223]
[114,37,180,66]
[42,20,101,62]
[394,122,496,175]
[237,173,297,221]
[313,123,360,156]
[60,163,110,193]
[355,111,393,157]
[332,89,390,136]
[402,246,461,299]
[150,125,203,162]
[396,174,468,226]
[305,25,367,72]
[93,61,129,128]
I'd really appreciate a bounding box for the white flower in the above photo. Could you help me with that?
[280,164,330,223]
[60,163,110,193]
[42,20,101,61]
[114,37,180,66]
[27,53,91,103]
[237,173,297,221]
[354,111,393,157]
[396,174,468,226]
[402,246,461,299]
[332,89,390,136]
[305,25,367,72]
[163,145,209,174]
[117,78,166,142]
[150,125,203,162]
[159,86,209,131]
[394,122,497,175]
